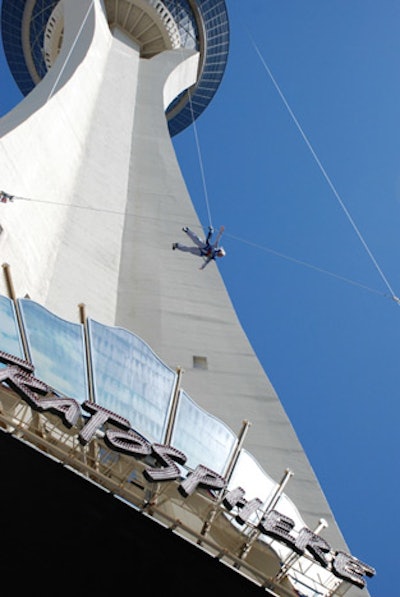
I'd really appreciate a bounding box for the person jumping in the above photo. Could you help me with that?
[173,225,226,270]
[0,190,14,203]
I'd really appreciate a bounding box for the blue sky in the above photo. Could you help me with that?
[1,2,397,595]
[175,3,398,595]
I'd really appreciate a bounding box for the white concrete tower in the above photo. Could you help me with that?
[0,2,374,595]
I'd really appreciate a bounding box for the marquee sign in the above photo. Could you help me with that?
[0,349,375,590]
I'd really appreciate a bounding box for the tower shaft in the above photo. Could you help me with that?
[0,2,371,594]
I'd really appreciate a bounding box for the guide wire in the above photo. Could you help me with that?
[248,32,399,305]
[46,0,95,102]
[15,195,124,216]
[5,195,392,301]
[225,231,388,300]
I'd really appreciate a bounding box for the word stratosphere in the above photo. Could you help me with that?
[0,350,375,589]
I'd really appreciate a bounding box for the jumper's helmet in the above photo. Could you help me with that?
[217,247,226,257]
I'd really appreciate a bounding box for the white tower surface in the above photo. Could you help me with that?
[0,2,372,595]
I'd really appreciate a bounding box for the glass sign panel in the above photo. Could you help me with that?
[0,295,24,361]
[19,299,88,402]
[88,319,177,443]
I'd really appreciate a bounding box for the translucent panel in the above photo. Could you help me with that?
[88,319,177,443]
[171,390,237,474]
[275,493,307,533]
[259,492,308,564]
[0,295,24,360]
[18,299,88,402]
[227,449,315,575]
[228,449,279,504]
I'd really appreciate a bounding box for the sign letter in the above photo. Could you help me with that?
[179,464,226,497]
[332,551,376,588]
[258,509,296,546]
[143,444,186,482]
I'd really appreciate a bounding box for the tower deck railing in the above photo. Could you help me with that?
[147,0,181,48]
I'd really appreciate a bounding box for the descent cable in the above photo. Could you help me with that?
[186,89,213,231]
[172,0,214,230]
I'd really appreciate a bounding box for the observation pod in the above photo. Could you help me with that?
[0,1,373,595]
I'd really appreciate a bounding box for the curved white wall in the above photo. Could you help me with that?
[0,3,365,592]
